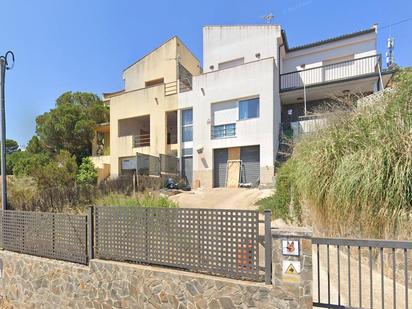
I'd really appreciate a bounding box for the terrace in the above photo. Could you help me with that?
[280,54,382,92]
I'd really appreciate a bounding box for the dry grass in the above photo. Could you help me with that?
[271,68,412,239]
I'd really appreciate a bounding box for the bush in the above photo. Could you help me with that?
[12,151,51,176]
[257,160,301,222]
[270,68,412,238]
[33,150,77,188]
[76,157,98,185]
[96,192,178,208]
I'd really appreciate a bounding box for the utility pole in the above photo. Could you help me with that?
[0,51,15,210]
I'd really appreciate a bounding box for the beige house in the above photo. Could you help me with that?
[91,36,201,180]
[91,25,393,188]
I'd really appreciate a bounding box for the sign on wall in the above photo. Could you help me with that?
[282,260,301,274]
[282,240,300,256]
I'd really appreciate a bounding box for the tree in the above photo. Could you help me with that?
[32,150,77,188]
[35,91,109,162]
[76,157,98,185]
[26,136,44,154]
[12,151,51,177]
[5,139,20,154]
[0,139,20,174]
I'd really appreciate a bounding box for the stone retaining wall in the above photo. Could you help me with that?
[0,251,300,309]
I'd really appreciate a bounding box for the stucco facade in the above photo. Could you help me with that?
[92,23,390,187]
[98,36,201,178]
[179,57,281,187]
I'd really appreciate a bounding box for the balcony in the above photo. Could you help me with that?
[287,114,328,137]
[280,54,381,91]
[211,123,236,139]
[133,134,150,147]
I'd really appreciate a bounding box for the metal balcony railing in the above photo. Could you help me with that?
[164,79,193,96]
[280,54,381,91]
[133,134,150,147]
[211,123,236,139]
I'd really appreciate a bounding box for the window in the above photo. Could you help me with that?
[212,123,236,139]
[182,148,193,157]
[239,98,259,120]
[182,109,193,142]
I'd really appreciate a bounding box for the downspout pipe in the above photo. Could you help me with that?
[278,43,284,92]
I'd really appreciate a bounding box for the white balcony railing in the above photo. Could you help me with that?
[280,54,381,91]
[290,115,328,137]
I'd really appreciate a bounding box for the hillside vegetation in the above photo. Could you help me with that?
[2,91,177,213]
[260,69,412,238]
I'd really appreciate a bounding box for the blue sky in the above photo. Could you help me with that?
[1,0,411,147]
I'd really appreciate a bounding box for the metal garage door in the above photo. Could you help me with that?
[213,148,228,188]
[240,146,260,186]
[182,156,193,187]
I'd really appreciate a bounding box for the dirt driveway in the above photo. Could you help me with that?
[169,187,272,210]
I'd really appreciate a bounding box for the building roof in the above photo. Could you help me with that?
[103,89,124,99]
[281,27,376,53]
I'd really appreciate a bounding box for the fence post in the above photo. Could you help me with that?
[87,206,94,262]
[272,227,313,309]
[264,210,272,285]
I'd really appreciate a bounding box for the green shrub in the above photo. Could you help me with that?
[257,160,301,223]
[12,151,51,176]
[76,157,98,185]
[270,68,412,238]
[95,192,178,208]
[33,150,77,188]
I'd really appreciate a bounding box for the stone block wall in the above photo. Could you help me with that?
[271,227,313,309]
[0,250,307,309]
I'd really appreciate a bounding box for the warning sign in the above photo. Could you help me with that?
[282,261,301,274]
[285,263,298,274]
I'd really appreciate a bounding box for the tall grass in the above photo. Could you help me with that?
[96,192,178,208]
[270,69,412,238]
[6,175,177,213]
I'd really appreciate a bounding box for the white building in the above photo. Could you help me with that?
[178,24,393,188]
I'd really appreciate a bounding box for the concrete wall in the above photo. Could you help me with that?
[109,85,178,177]
[179,58,280,188]
[0,251,304,309]
[203,25,281,73]
[123,37,177,92]
[123,37,200,92]
[176,37,202,76]
[107,36,200,178]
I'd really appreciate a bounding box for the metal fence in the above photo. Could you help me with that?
[313,237,411,309]
[0,209,88,264]
[93,207,263,281]
[135,153,179,176]
[280,54,381,91]
[160,154,179,174]
[136,153,161,176]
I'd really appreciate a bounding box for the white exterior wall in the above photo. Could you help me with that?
[282,31,377,73]
[179,58,280,187]
[203,25,281,73]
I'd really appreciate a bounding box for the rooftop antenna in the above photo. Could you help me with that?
[386,36,395,68]
[261,12,274,24]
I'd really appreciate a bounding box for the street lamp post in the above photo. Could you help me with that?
[0,51,15,210]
